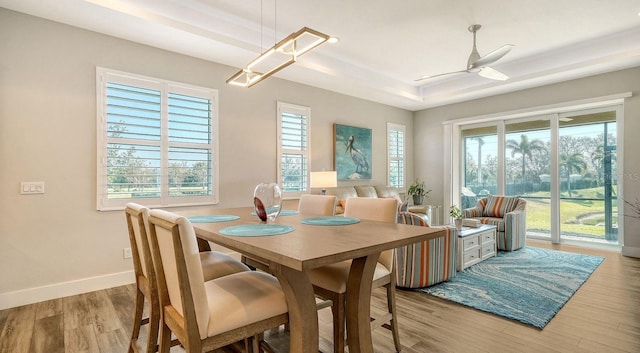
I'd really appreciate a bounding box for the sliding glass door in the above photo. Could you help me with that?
[462,126,498,209]
[505,117,552,240]
[558,110,618,243]
[460,105,620,246]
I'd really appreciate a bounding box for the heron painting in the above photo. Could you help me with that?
[334,124,372,180]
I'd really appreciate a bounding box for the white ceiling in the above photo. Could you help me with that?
[2,0,640,111]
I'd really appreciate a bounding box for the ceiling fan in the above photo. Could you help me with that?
[416,24,514,82]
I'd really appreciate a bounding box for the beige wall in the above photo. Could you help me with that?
[414,67,640,256]
[0,9,413,306]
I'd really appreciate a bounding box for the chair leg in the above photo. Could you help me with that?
[146,297,161,353]
[331,292,346,353]
[128,287,145,353]
[386,283,401,352]
[157,320,172,353]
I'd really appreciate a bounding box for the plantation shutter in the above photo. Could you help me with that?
[167,92,213,197]
[277,102,310,196]
[97,68,218,210]
[388,123,405,189]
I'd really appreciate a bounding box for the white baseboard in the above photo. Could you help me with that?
[0,271,135,310]
[622,245,640,258]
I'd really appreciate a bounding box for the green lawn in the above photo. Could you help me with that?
[524,187,617,237]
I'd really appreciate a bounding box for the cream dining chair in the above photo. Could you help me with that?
[147,209,289,353]
[307,197,400,353]
[298,194,337,216]
[124,203,251,353]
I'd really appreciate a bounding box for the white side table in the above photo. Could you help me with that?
[456,224,497,271]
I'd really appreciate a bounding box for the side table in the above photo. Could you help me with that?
[456,224,497,271]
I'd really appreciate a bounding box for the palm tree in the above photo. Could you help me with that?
[473,137,485,184]
[560,152,587,197]
[506,134,546,192]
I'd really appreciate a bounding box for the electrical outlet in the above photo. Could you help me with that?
[123,247,132,259]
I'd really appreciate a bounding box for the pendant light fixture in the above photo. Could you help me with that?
[226,1,331,87]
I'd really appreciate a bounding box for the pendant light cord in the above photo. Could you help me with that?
[260,0,278,52]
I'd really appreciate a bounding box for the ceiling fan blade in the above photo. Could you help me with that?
[415,69,468,82]
[478,66,509,81]
[469,44,514,69]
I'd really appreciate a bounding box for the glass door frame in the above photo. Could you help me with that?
[444,100,625,249]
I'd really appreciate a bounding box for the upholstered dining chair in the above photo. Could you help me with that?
[307,197,400,353]
[298,194,337,216]
[124,203,251,353]
[147,209,289,353]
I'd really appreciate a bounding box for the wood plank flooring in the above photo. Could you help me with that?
[1,240,639,353]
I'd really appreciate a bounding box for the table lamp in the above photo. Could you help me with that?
[310,171,337,195]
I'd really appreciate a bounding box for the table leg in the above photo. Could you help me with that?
[346,254,380,353]
[271,264,319,353]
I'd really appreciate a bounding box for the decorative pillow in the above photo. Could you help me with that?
[354,186,377,198]
[482,195,521,217]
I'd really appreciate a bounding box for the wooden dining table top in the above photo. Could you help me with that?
[179,206,445,271]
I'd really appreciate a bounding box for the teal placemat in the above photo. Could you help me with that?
[187,215,240,223]
[219,224,295,237]
[250,209,299,216]
[300,216,360,226]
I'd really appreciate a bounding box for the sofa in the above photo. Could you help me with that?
[323,185,404,214]
[463,195,527,251]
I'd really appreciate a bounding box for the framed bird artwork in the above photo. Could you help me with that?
[334,123,372,180]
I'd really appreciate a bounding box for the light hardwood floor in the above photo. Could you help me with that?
[1,240,639,353]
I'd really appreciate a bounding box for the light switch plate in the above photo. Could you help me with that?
[20,181,45,194]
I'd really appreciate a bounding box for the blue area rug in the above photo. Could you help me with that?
[419,247,604,329]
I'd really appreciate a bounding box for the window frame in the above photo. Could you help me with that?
[387,122,406,191]
[96,67,219,211]
[276,102,311,199]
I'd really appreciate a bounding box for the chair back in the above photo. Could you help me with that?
[344,197,398,270]
[125,203,153,281]
[395,211,457,288]
[148,209,209,340]
[298,194,337,216]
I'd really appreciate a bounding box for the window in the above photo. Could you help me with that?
[96,68,218,210]
[387,123,406,189]
[277,102,310,197]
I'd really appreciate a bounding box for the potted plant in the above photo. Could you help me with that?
[449,205,464,230]
[407,178,431,205]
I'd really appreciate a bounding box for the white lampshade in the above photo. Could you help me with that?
[310,171,337,190]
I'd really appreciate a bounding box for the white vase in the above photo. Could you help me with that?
[454,218,463,231]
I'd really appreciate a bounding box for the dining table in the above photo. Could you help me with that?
[180,207,445,353]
